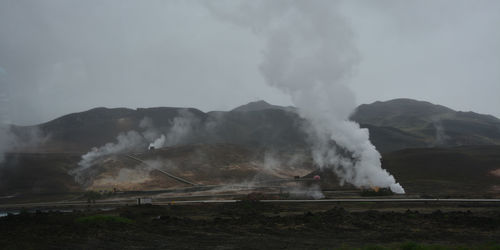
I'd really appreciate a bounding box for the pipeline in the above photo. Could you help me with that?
[125,154,198,186]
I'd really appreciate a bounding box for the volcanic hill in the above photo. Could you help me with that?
[2,99,500,196]
[9,98,500,154]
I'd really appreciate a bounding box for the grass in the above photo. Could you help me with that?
[75,215,134,224]
[337,242,500,250]
[356,241,500,250]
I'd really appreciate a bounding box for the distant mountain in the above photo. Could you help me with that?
[231,100,296,112]
[351,98,454,129]
[351,98,500,147]
[11,104,307,153]
[11,107,208,152]
[8,98,500,154]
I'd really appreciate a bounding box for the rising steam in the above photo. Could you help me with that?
[164,109,199,147]
[76,130,147,170]
[0,125,15,163]
[149,134,166,149]
[208,0,404,193]
[72,110,198,183]
[0,125,47,163]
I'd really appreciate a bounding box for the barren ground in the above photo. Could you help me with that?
[1,201,500,249]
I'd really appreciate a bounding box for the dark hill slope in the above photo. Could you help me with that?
[381,145,500,195]
[22,107,207,152]
[352,99,500,148]
[361,124,427,153]
[13,106,307,153]
[0,153,81,195]
[304,145,500,196]
[208,109,306,148]
[9,99,500,154]
[351,98,454,129]
[232,100,296,112]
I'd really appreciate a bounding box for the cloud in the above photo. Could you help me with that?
[1,1,497,126]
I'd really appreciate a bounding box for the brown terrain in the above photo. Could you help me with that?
[1,144,500,199]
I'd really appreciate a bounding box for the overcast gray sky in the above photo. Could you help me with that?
[0,0,499,125]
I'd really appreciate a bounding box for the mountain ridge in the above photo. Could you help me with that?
[231,100,296,113]
[8,98,500,154]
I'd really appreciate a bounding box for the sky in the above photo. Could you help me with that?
[0,0,499,125]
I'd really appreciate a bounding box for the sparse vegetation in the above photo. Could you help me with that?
[1,204,499,249]
[75,215,134,224]
[341,242,500,250]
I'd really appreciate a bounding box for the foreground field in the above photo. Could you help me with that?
[1,202,499,249]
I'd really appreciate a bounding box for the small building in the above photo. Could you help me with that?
[137,197,152,205]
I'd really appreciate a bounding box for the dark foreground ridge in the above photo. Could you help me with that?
[1,203,499,249]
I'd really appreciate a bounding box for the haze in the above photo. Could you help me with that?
[0,0,499,125]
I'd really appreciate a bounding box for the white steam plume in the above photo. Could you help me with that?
[432,118,449,146]
[164,109,198,146]
[73,117,159,182]
[149,134,166,149]
[0,125,47,163]
[0,125,16,163]
[146,109,198,149]
[208,0,404,193]
[139,117,167,149]
[76,130,146,170]
[139,117,161,142]
[73,111,198,183]
[0,68,16,162]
